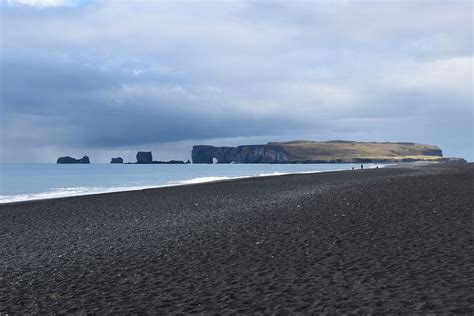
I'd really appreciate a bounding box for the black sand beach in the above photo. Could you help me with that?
[1,163,473,313]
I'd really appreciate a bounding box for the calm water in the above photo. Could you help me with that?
[0,163,384,203]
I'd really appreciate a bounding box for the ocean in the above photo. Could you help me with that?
[0,163,384,203]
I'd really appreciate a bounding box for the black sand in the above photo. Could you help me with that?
[1,164,473,313]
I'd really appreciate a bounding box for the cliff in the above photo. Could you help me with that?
[192,140,453,164]
[192,145,290,163]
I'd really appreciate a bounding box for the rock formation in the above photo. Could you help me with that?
[126,152,186,164]
[192,145,290,164]
[192,140,451,164]
[163,160,186,164]
[136,151,153,164]
[57,156,90,164]
[438,157,467,163]
[110,157,124,164]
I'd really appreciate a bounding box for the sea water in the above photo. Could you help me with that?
[0,163,384,203]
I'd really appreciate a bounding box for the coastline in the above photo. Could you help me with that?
[1,163,472,313]
[0,163,389,204]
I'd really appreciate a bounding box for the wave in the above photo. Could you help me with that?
[0,186,160,204]
[168,171,304,186]
[168,175,250,185]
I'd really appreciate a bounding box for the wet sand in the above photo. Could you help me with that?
[1,163,473,313]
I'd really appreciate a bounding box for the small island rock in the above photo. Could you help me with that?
[111,157,124,164]
[57,156,90,164]
[136,151,153,164]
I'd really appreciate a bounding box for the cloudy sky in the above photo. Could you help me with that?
[1,0,473,162]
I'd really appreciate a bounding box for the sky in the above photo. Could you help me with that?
[1,0,473,162]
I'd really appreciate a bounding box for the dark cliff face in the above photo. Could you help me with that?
[236,145,291,163]
[192,145,291,163]
[57,156,90,164]
[192,146,239,163]
[136,152,153,164]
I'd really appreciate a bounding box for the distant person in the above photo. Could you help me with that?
[352,167,354,170]
[361,164,364,170]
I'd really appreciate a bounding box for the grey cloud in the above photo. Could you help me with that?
[1,55,307,150]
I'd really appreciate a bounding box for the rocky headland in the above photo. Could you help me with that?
[192,140,465,164]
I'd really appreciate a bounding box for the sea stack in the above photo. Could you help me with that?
[136,151,153,164]
[110,157,124,164]
[57,156,90,164]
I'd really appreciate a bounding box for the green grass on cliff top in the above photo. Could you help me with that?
[268,140,442,161]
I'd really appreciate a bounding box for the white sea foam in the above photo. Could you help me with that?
[168,176,250,185]
[257,172,289,176]
[0,186,159,204]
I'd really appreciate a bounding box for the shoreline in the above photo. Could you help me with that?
[1,163,472,313]
[0,163,389,204]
